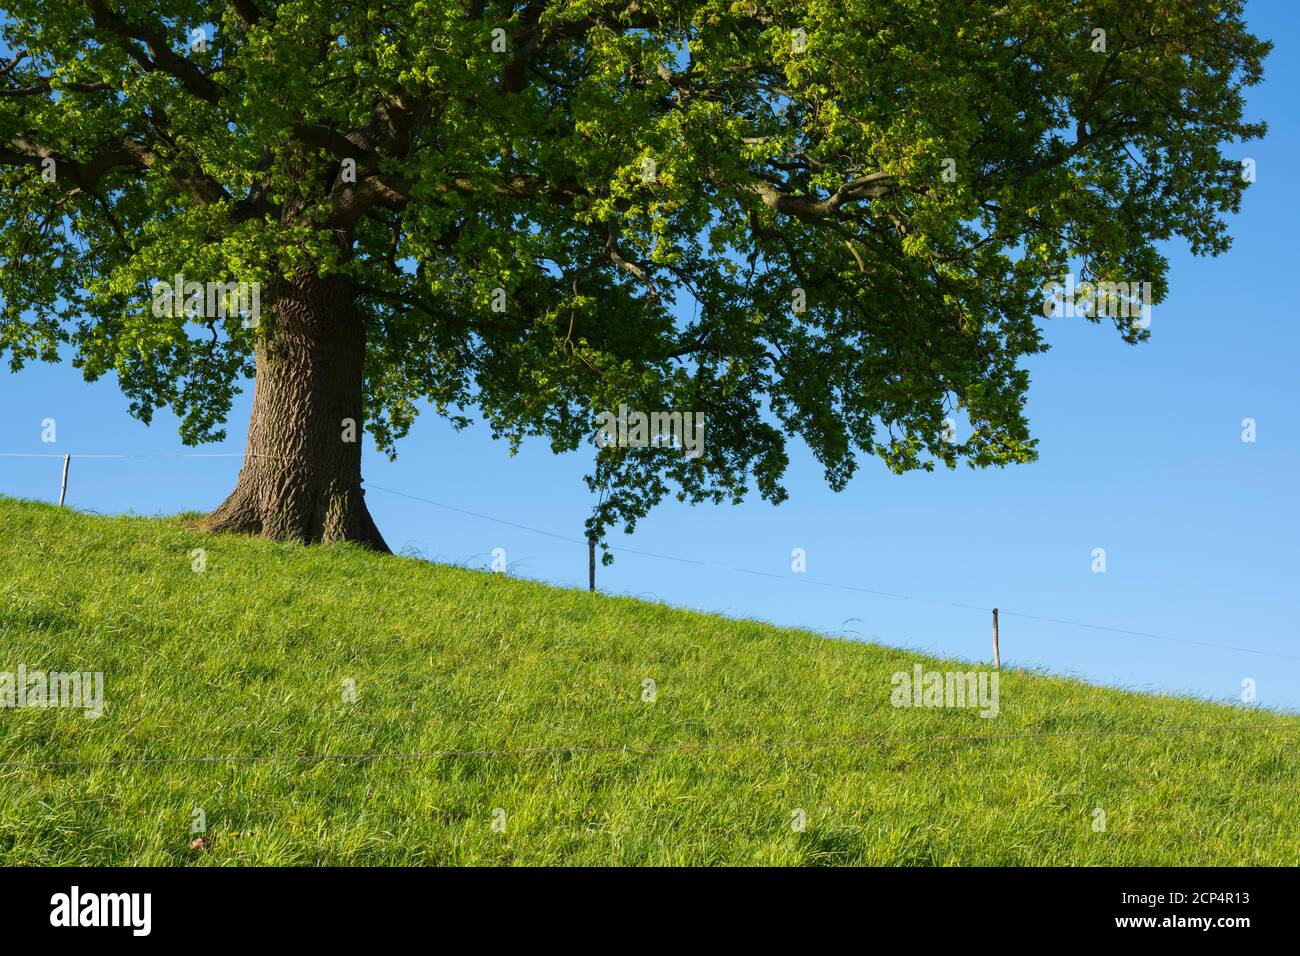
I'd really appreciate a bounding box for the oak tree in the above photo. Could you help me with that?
[0,1,1267,551]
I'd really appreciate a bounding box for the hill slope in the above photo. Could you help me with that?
[0,496,1295,865]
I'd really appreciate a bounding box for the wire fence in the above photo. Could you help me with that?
[4,449,1297,663]
[364,480,1299,663]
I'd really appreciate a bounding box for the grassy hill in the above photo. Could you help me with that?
[0,495,1295,866]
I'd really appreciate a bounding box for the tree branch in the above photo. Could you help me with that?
[85,0,226,104]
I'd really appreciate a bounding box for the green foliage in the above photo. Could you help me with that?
[0,2,1269,541]
[1,497,1296,865]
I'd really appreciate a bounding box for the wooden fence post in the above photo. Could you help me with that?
[588,537,596,592]
[58,454,70,506]
[992,607,1000,669]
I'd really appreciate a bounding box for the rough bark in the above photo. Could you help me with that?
[206,265,389,552]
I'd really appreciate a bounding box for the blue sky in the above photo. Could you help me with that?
[3,0,1296,711]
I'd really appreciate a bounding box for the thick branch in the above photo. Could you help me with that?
[85,0,226,104]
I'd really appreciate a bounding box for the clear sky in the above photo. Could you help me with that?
[3,0,1296,711]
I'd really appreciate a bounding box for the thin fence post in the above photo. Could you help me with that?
[588,536,596,592]
[58,454,70,506]
[992,607,1000,669]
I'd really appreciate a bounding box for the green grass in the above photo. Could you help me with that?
[0,495,1295,866]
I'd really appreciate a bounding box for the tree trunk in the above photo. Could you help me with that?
[206,265,389,552]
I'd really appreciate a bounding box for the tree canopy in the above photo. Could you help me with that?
[0,1,1268,550]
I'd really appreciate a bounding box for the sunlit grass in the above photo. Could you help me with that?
[0,495,1295,865]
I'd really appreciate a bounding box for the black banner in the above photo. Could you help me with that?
[0,866,1288,942]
